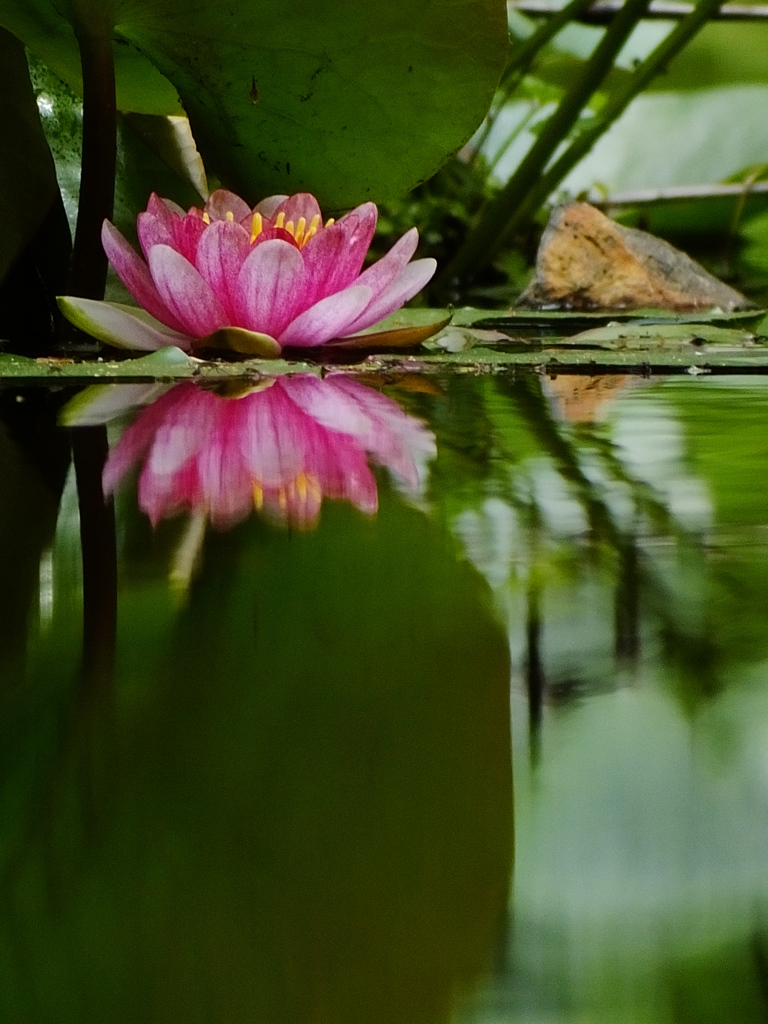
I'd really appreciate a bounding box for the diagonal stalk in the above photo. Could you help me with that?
[472,0,597,158]
[511,0,724,240]
[441,0,652,289]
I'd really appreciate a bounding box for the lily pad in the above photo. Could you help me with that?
[1,0,508,208]
[469,307,768,338]
[561,322,759,350]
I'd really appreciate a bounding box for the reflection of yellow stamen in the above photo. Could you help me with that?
[275,212,285,229]
[278,489,287,510]
[294,216,307,246]
[250,211,263,243]
[296,471,307,500]
[202,212,211,225]
[253,482,264,509]
[325,217,335,228]
[225,211,234,222]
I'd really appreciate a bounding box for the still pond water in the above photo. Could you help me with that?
[2,368,768,1022]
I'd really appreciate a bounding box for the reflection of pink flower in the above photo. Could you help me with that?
[58,190,436,355]
[103,375,436,529]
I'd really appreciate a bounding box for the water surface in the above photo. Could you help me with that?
[2,369,768,1023]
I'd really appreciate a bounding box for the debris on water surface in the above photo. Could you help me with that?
[518,202,753,313]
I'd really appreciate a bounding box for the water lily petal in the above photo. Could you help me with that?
[273,192,322,229]
[300,203,377,307]
[253,194,288,219]
[278,284,373,347]
[354,227,419,297]
[172,213,207,264]
[195,219,252,322]
[137,194,176,258]
[102,221,185,332]
[148,245,229,338]
[161,197,185,216]
[339,258,436,336]
[57,296,192,352]
[205,189,251,222]
[236,238,306,338]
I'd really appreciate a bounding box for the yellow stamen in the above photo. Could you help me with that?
[275,211,285,229]
[308,214,321,235]
[225,211,234,222]
[285,219,295,237]
[250,211,263,243]
[253,482,264,510]
[294,216,307,246]
[202,212,210,225]
[325,217,335,228]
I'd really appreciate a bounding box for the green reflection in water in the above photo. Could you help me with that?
[0,452,512,1024]
[439,372,768,1024]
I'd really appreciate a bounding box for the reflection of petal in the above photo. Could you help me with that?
[102,374,436,531]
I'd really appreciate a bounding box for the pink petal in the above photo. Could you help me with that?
[172,214,207,264]
[236,239,306,338]
[101,220,185,332]
[148,245,229,338]
[272,193,322,228]
[137,212,174,260]
[253,194,288,219]
[137,194,176,258]
[160,197,185,216]
[278,284,373,347]
[205,189,251,222]
[195,219,252,323]
[354,227,419,298]
[299,203,377,308]
[339,258,436,336]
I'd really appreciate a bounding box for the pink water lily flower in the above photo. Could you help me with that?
[100,375,436,529]
[58,190,436,356]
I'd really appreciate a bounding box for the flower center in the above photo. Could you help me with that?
[249,211,333,248]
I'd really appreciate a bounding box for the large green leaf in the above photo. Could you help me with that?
[0,28,61,285]
[0,0,509,208]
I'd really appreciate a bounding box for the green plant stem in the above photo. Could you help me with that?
[68,13,118,695]
[69,26,116,300]
[441,0,651,290]
[487,102,541,175]
[472,0,597,160]
[518,0,724,231]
